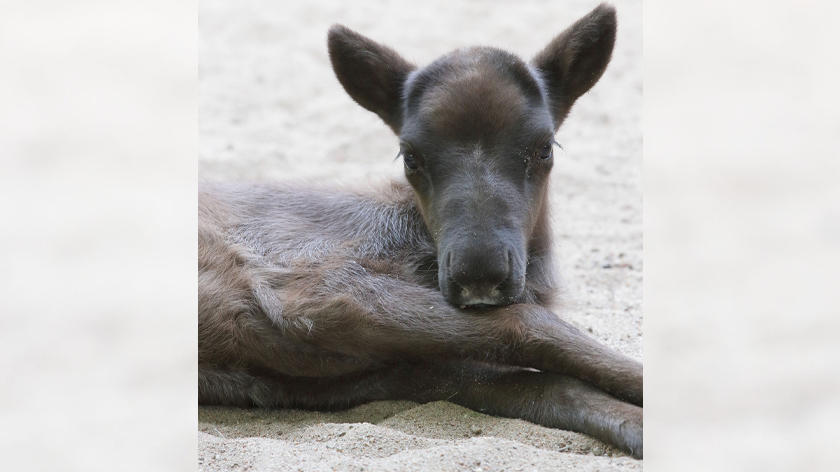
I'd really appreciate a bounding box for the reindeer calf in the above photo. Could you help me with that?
[199,4,642,458]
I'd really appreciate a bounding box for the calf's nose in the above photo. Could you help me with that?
[449,246,510,301]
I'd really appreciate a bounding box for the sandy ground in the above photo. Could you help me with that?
[198,0,642,470]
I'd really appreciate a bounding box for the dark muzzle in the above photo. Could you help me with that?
[439,236,526,307]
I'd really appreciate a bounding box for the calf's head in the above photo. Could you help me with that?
[328,4,617,307]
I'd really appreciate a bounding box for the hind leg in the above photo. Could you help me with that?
[199,362,641,458]
[398,362,643,459]
[198,364,397,410]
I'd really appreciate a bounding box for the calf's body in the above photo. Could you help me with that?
[199,4,643,458]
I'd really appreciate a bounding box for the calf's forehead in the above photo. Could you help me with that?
[402,49,550,144]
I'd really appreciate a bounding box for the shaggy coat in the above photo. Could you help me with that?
[199,4,643,458]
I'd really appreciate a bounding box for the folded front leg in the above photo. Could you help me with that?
[255,265,642,406]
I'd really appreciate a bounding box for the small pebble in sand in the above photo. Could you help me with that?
[470,425,482,435]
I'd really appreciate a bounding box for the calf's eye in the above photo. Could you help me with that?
[403,152,419,170]
[539,144,552,160]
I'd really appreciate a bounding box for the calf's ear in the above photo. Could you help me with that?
[531,3,617,129]
[328,25,416,134]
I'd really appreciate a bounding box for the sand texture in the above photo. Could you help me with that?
[199,0,642,470]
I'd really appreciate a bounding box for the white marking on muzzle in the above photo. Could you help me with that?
[460,287,503,305]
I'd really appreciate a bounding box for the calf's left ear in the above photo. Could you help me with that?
[531,3,617,129]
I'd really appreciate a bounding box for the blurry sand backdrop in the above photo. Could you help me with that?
[198,0,643,470]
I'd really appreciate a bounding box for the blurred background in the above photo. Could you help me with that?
[645,1,840,470]
[0,1,197,471]
[1,0,838,471]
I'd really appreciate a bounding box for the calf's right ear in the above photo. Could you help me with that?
[531,3,617,129]
[328,25,416,134]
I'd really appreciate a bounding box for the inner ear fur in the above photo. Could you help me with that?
[531,3,617,129]
[328,25,416,134]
